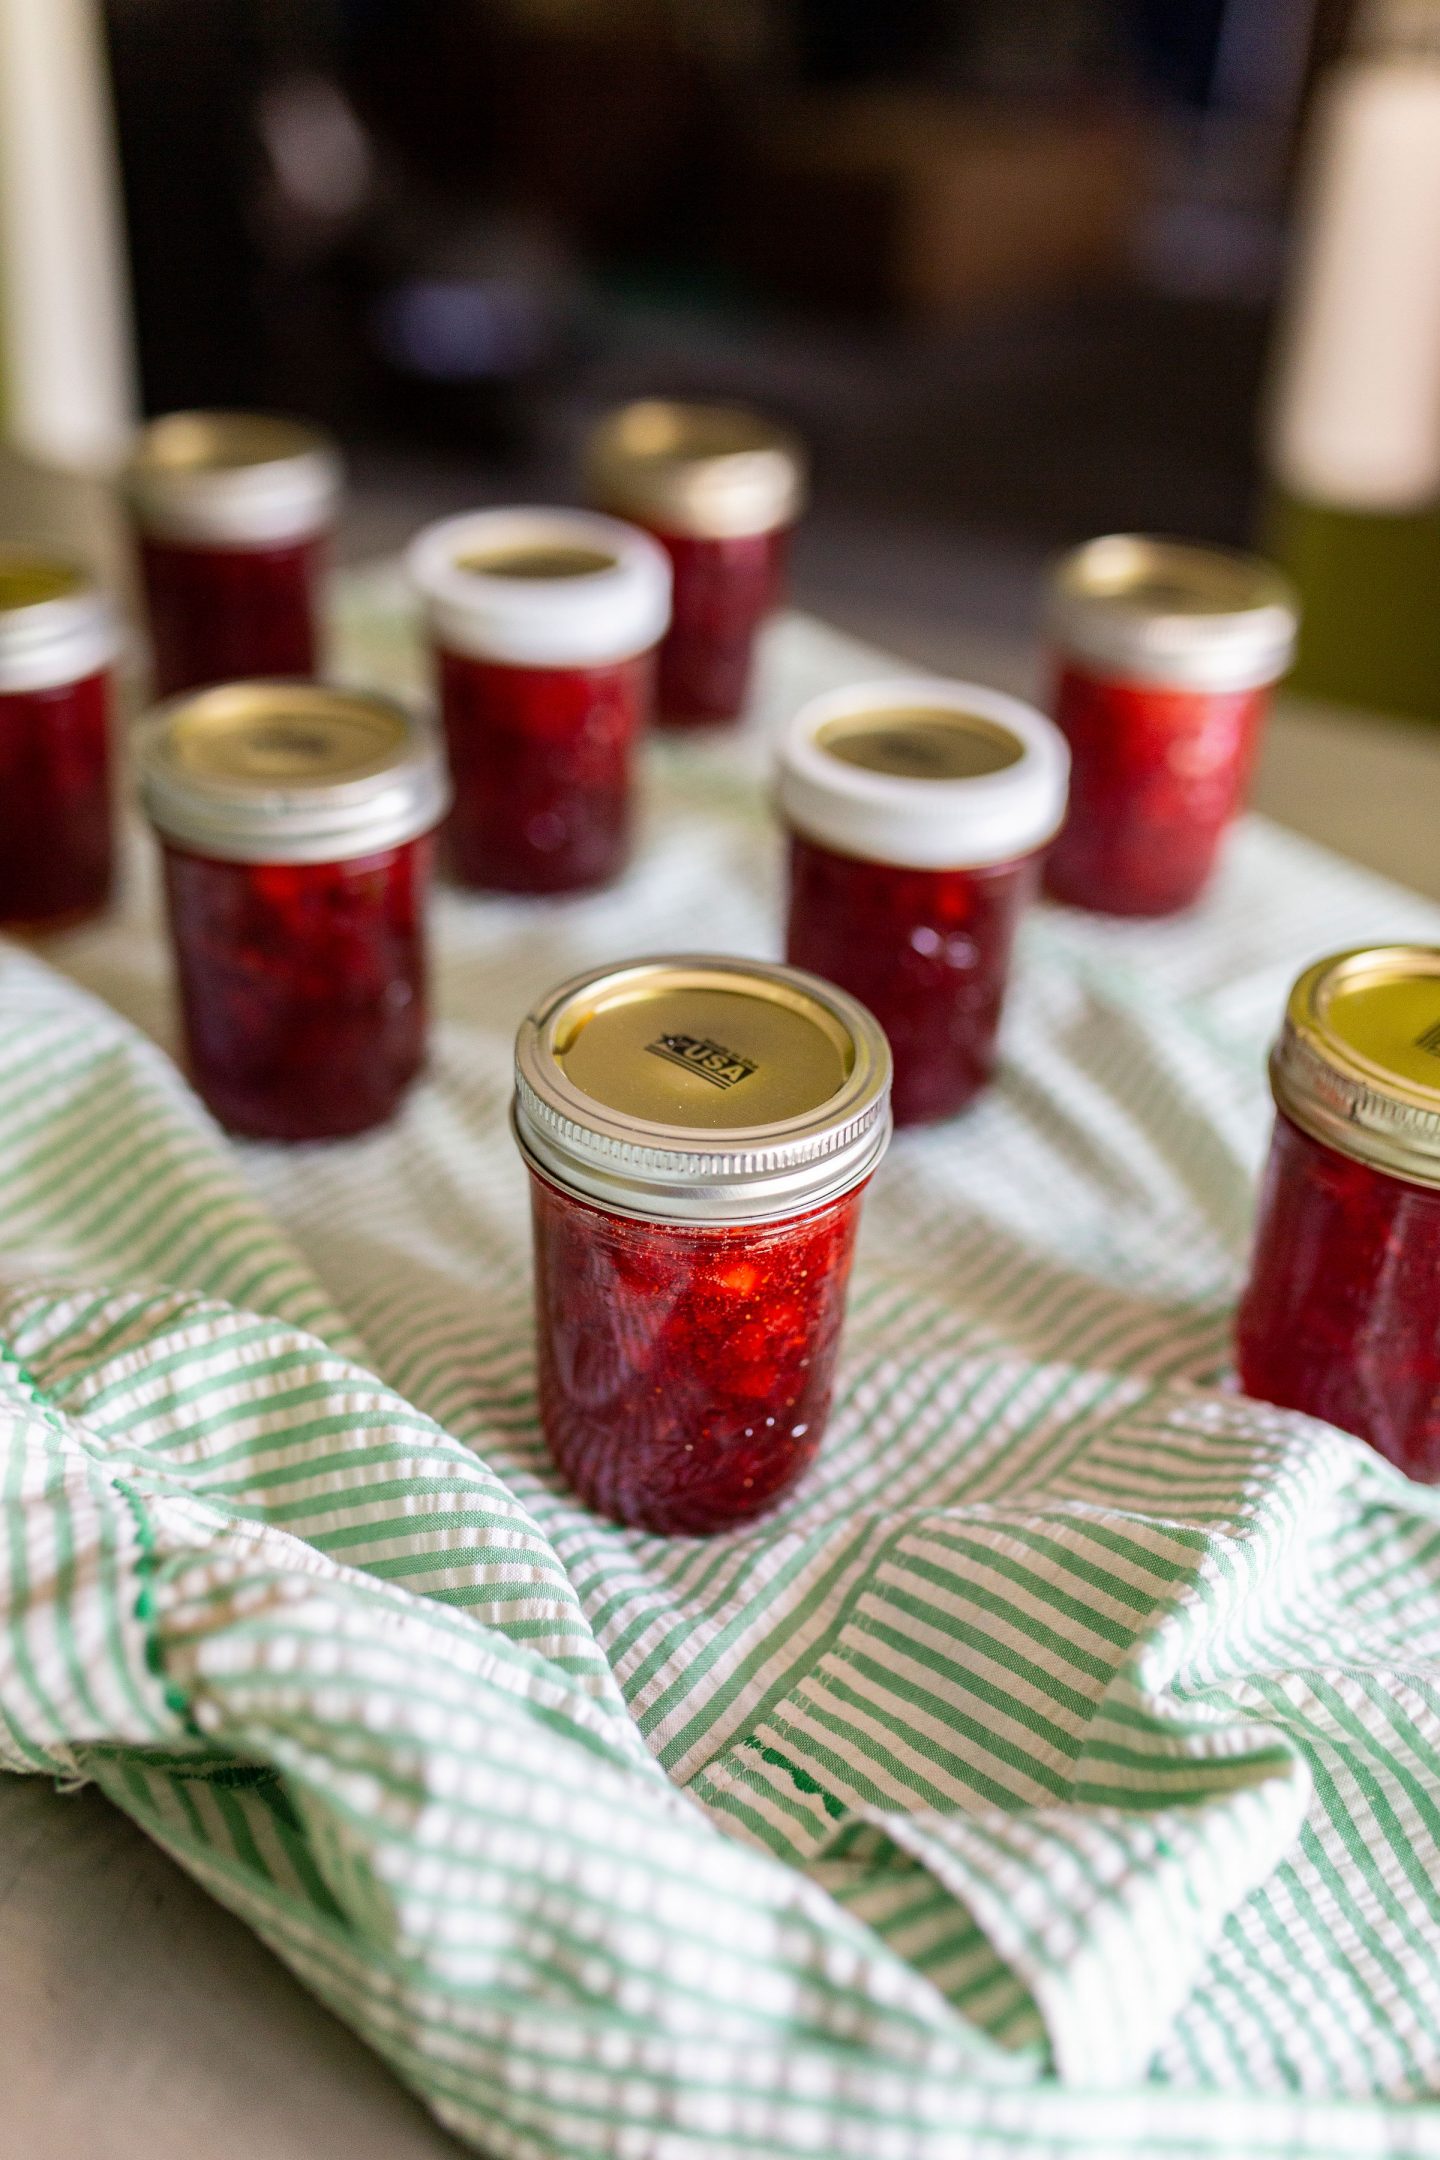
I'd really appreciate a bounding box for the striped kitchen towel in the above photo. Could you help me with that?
[5,587,1440,2157]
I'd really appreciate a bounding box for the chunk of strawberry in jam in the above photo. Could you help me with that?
[529,1171,865,1533]
[1236,1112,1440,1479]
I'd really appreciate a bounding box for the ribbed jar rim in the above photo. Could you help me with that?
[777,677,1070,870]
[408,506,672,668]
[1048,534,1299,692]
[125,410,342,546]
[514,954,892,1225]
[585,400,807,539]
[1270,944,1440,1190]
[136,680,451,865]
[0,547,117,693]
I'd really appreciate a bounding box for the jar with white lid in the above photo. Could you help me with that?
[137,681,449,1141]
[1044,535,1299,916]
[1236,943,1440,1478]
[514,955,891,1532]
[0,547,119,930]
[778,678,1069,1126]
[408,506,671,895]
[125,411,343,698]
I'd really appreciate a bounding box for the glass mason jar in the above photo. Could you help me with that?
[584,400,806,728]
[1236,945,1440,1479]
[1043,536,1299,916]
[136,682,450,1141]
[514,955,892,1533]
[408,508,671,895]
[778,680,1069,1127]
[125,411,342,698]
[0,547,119,931]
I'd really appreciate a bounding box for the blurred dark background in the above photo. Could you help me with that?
[102,0,1354,647]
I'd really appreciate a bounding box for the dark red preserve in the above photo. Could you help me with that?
[125,411,341,698]
[1236,946,1440,1480]
[1043,536,1298,917]
[0,550,118,931]
[409,509,670,894]
[514,956,892,1533]
[138,682,449,1142]
[585,401,805,728]
[778,681,1069,1126]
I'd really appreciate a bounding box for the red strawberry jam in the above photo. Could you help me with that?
[138,682,448,1143]
[1237,1113,1440,1478]
[0,551,117,930]
[436,647,649,893]
[650,525,787,727]
[1236,946,1440,1480]
[585,400,805,728]
[162,838,430,1140]
[1044,535,1297,917]
[787,832,1038,1125]
[514,956,891,1533]
[529,1173,864,1533]
[139,531,324,699]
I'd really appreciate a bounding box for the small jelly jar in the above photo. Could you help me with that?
[1236,945,1440,1480]
[408,507,671,894]
[136,681,450,1141]
[125,411,342,698]
[778,679,1069,1127]
[513,955,892,1533]
[1043,536,1299,916]
[0,547,119,931]
[584,400,806,728]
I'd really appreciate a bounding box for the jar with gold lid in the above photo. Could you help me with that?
[137,681,449,1141]
[514,955,891,1532]
[125,411,342,697]
[584,400,806,728]
[408,506,670,894]
[1044,535,1299,916]
[778,678,1069,1126]
[0,547,118,930]
[1236,945,1440,1478]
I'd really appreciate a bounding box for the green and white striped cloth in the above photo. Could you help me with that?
[6,581,1440,2158]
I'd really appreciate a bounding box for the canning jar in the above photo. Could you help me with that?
[1044,536,1299,916]
[0,547,118,931]
[1236,945,1440,1479]
[584,400,805,727]
[778,679,1069,1127]
[137,682,449,1141]
[514,956,892,1533]
[409,507,671,894]
[125,411,342,698]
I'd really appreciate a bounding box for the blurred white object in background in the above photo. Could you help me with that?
[0,0,136,471]
[1270,0,1440,509]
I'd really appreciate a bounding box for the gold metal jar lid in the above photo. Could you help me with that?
[124,411,343,546]
[514,955,892,1224]
[584,400,807,539]
[0,546,117,693]
[1049,535,1299,692]
[1270,946,1440,1190]
[136,681,450,865]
